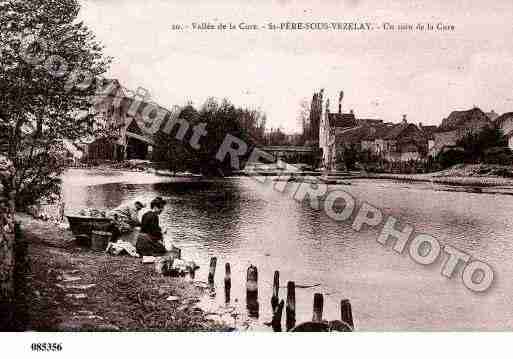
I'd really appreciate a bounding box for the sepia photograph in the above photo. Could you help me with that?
[1,0,513,356]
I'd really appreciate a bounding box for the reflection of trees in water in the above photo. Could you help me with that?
[151,181,244,250]
[65,179,246,249]
[67,182,159,211]
[83,183,127,209]
[292,195,363,268]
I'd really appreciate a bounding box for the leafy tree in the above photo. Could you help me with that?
[0,0,111,208]
[153,104,199,172]
[265,127,288,146]
[195,98,257,175]
[296,97,310,145]
[456,127,510,164]
[154,98,263,176]
[437,148,467,168]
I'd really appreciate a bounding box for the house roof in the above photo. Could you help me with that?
[357,118,384,126]
[334,125,367,144]
[383,123,410,140]
[420,125,437,140]
[328,113,357,128]
[361,123,393,141]
[125,102,182,143]
[439,107,490,131]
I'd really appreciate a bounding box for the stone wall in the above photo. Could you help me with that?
[0,156,15,330]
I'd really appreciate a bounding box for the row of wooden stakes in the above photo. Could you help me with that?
[207,257,354,332]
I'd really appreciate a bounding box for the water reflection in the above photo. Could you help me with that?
[61,169,513,330]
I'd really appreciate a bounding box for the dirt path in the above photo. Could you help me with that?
[15,214,230,331]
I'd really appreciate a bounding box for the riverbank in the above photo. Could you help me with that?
[243,164,513,188]
[15,213,231,331]
[361,164,513,187]
[68,162,513,188]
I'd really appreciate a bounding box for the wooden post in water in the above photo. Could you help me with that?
[271,299,284,332]
[286,281,296,331]
[312,293,324,322]
[340,299,354,329]
[224,263,231,303]
[271,271,279,312]
[208,257,217,285]
[246,265,259,318]
[188,264,195,280]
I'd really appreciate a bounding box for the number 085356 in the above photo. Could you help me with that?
[30,343,63,352]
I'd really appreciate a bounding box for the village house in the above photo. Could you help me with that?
[318,90,430,170]
[318,91,359,171]
[83,79,181,162]
[379,116,429,162]
[358,116,429,162]
[432,107,492,156]
[360,122,392,154]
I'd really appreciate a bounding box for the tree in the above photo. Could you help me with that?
[297,97,310,145]
[0,156,15,330]
[195,98,257,175]
[437,148,467,168]
[153,98,264,175]
[153,104,199,172]
[456,127,510,164]
[0,0,111,208]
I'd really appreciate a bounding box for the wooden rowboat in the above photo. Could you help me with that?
[66,215,112,237]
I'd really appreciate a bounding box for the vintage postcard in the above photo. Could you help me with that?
[1,0,513,355]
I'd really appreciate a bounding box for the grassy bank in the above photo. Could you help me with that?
[15,214,230,332]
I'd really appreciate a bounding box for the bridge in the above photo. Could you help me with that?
[260,145,317,162]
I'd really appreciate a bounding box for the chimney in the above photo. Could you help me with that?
[419,122,423,128]
[402,114,407,124]
[338,91,344,114]
[350,109,354,115]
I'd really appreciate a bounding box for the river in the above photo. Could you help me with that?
[61,168,513,330]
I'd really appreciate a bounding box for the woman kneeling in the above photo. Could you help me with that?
[136,197,167,256]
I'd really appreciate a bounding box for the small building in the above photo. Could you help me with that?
[319,91,359,171]
[378,116,428,162]
[318,90,430,170]
[360,123,394,155]
[84,79,180,162]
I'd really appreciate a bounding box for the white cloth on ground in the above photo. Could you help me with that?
[105,240,140,257]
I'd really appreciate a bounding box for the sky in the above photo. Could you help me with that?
[80,0,513,132]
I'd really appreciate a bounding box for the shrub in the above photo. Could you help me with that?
[437,149,466,168]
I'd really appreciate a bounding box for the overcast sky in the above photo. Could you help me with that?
[80,0,513,132]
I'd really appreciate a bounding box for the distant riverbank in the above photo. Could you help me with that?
[68,162,513,188]
[361,164,513,187]
[240,163,513,188]
[361,173,513,187]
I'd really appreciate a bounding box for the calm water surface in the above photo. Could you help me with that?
[61,169,513,330]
